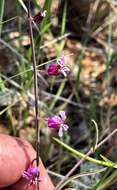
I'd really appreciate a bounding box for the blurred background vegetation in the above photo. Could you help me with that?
[0,0,117,189]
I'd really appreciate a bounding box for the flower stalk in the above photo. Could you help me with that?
[28,0,40,189]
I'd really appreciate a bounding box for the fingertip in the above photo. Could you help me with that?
[0,135,54,190]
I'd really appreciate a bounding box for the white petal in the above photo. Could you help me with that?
[59,111,66,121]
[42,10,47,17]
[58,127,63,137]
[62,124,69,131]
[60,70,67,77]
[57,56,64,66]
[63,66,70,72]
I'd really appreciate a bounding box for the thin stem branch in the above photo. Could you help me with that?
[54,128,117,190]
[28,0,40,189]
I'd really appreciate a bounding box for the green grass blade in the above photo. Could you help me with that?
[93,168,113,190]
[17,0,28,13]
[40,0,52,31]
[93,170,117,190]
[59,168,106,190]
[76,49,84,91]
[61,1,67,36]
[53,137,117,168]
[49,80,65,110]
[58,1,67,53]
[0,16,18,25]
[100,155,114,165]
[0,0,5,37]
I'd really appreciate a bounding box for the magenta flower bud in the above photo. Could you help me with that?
[47,64,60,76]
[47,56,70,77]
[48,111,69,137]
[22,165,39,184]
[33,10,47,24]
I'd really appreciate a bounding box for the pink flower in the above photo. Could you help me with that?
[33,10,47,24]
[47,56,70,77]
[48,111,69,137]
[47,64,60,76]
[22,165,39,184]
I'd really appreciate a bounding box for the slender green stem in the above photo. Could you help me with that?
[59,168,106,190]
[0,16,18,25]
[54,128,117,190]
[0,0,5,37]
[28,0,39,189]
[94,170,117,190]
[53,137,117,168]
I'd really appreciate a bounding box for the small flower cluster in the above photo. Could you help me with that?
[22,165,39,185]
[32,8,70,138]
[47,56,70,136]
[23,8,70,185]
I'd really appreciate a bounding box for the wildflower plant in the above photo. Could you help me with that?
[1,0,117,189]
[27,1,44,189]
[25,1,70,188]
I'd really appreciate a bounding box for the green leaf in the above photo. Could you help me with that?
[49,80,66,110]
[100,155,114,165]
[0,0,5,36]
[53,137,117,168]
[61,1,67,36]
[17,0,28,13]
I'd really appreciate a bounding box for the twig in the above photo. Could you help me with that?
[28,1,40,189]
[58,168,106,190]
[54,128,117,190]
[42,90,84,108]
[47,170,91,189]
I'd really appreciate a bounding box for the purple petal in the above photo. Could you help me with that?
[22,165,39,181]
[33,10,46,24]
[27,166,34,173]
[34,12,43,24]
[58,127,63,137]
[27,166,39,176]
[22,171,32,180]
[59,111,66,121]
[57,56,65,66]
[48,116,61,128]
[47,64,60,76]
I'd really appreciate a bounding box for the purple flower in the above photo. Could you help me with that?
[48,111,69,137]
[47,64,60,76]
[47,56,70,77]
[33,10,47,24]
[22,165,39,184]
